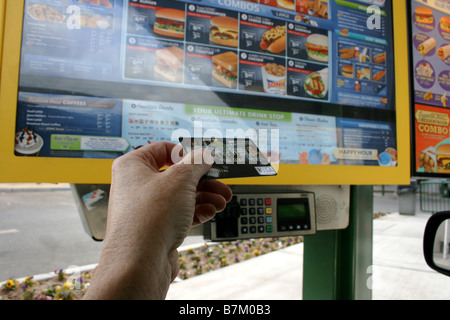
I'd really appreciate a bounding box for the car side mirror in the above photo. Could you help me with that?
[423,211,450,277]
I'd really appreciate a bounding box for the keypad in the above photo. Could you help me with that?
[210,192,316,241]
[239,197,273,235]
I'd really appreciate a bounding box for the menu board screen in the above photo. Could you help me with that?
[410,0,450,176]
[16,0,398,168]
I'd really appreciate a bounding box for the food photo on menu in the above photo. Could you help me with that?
[209,16,239,48]
[304,33,328,62]
[211,51,238,89]
[27,1,114,29]
[238,12,287,55]
[14,127,44,157]
[259,25,287,54]
[287,59,329,100]
[153,7,186,39]
[296,0,328,19]
[154,46,185,83]
[259,0,329,19]
[238,51,288,96]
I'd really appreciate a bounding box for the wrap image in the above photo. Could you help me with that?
[418,37,437,55]
[438,44,450,60]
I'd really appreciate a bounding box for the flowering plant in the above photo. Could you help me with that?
[3,279,19,291]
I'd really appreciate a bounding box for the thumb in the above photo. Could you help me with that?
[169,147,214,182]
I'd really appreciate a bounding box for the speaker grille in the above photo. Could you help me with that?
[316,194,337,225]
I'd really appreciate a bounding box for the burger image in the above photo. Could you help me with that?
[440,16,450,33]
[153,8,185,39]
[415,7,434,24]
[436,144,450,172]
[260,25,286,54]
[209,16,239,48]
[276,0,295,11]
[305,34,328,62]
[341,64,353,78]
[154,46,184,82]
[211,51,238,88]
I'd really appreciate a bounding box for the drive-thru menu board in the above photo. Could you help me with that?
[411,0,450,176]
[15,0,398,168]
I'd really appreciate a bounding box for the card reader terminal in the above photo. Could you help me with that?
[207,192,316,241]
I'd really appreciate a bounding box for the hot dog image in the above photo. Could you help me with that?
[438,44,450,60]
[259,25,286,53]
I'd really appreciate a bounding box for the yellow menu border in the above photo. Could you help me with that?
[0,0,410,185]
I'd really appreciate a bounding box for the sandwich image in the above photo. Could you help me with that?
[153,8,185,39]
[415,7,434,24]
[418,37,436,56]
[305,34,328,62]
[154,46,184,82]
[438,44,450,60]
[436,144,450,172]
[276,0,295,11]
[356,68,370,80]
[211,51,238,88]
[260,25,286,53]
[440,16,450,33]
[209,16,239,48]
[341,64,353,78]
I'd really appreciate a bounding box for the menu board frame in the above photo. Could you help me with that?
[0,0,411,185]
[409,0,450,178]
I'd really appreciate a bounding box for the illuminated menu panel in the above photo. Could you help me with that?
[16,0,397,168]
[411,0,450,176]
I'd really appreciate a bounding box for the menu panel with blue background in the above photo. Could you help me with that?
[16,0,398,167]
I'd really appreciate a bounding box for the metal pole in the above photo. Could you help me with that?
[302,185,373,300]
[444,220,448,260]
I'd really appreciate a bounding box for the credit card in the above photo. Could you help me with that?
[179,137,278,180]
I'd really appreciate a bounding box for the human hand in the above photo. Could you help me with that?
[85,142,232,299]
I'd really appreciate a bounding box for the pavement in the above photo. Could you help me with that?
[2,184,450,300]
[0,183,71,193]
[166,190,450,300]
